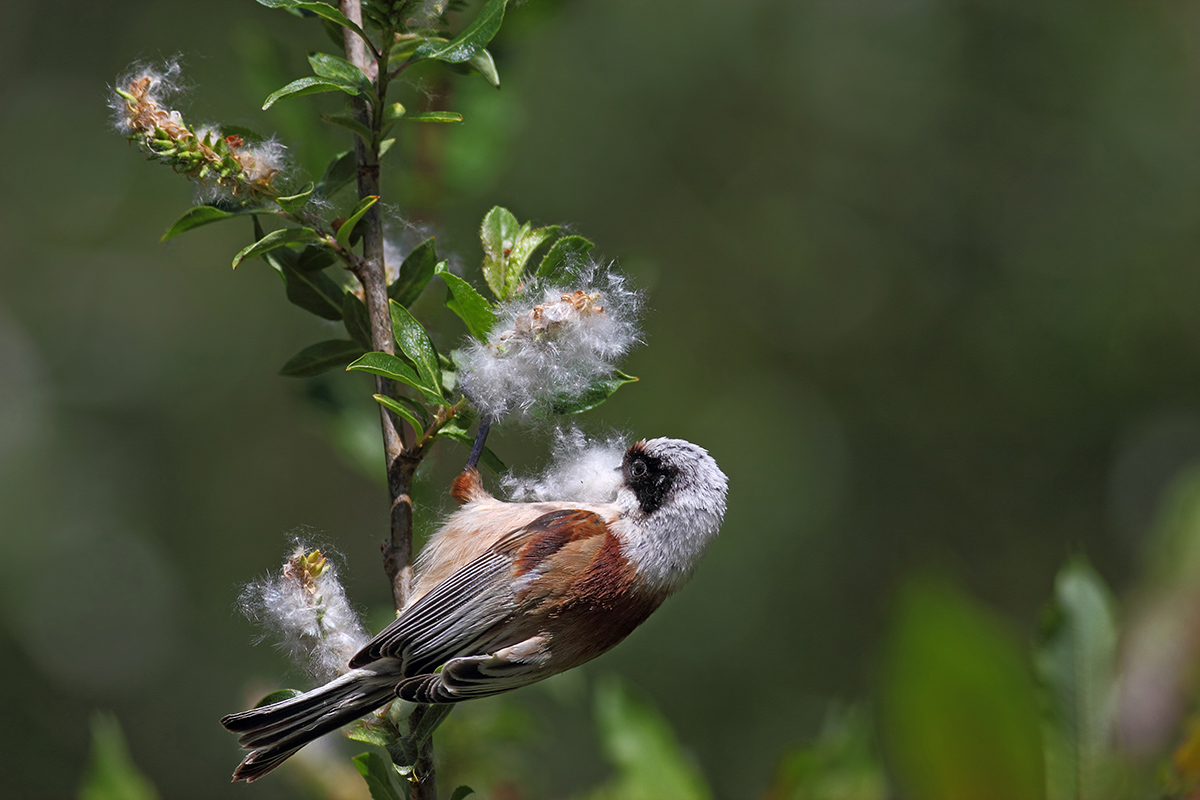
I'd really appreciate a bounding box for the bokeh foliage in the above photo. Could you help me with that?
[6,0,1200,797]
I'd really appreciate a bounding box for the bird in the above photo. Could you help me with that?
[220,437,728,782]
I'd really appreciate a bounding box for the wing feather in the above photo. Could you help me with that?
[348,509,610,672]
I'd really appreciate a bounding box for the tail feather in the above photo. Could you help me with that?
[221,666,401,782]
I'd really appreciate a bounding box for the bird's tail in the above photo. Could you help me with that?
[220,665,402,782]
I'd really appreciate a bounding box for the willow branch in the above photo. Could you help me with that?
[338,0,417,613]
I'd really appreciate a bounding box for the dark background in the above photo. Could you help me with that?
[3,0,1200,797]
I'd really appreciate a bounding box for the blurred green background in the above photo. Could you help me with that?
[4,0,1200,797]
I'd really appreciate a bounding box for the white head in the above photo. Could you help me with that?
[614,437,728,592]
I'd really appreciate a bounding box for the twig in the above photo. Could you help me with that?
[339,3,439,797]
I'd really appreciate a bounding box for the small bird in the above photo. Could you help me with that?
[221,437,728,781]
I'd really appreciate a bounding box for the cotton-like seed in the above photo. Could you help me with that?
[460,264,643,420]
[504,427,628,504]
[239,544,368,682]
[111,60,286,201]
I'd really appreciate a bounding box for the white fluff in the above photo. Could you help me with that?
[460,264,642,420]
[503,428,628,504]
[108,59,184,134]
[239,542,368,682]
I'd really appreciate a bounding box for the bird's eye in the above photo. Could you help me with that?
[630,459,648,478]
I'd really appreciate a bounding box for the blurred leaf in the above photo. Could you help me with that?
[1035,559,1118,800]
[480,205,521,299]
[404,111,464,123]
[537,234,595,282]
[276,183,314,213]
[880,578,1045,800]
[322,113,373,142]
[373,394,424,436]
[254,688,303,707]
[79,711,160,800]
[233,227,319,269]
[379,138,397,158]
[348,352,440,402]
[436,262,495,340]
[546,371,638,416]
[263,76,358,110]
[410,0,506,64]
[389,300,444,401]
[161,205,267,241]
[352,752,408,800]
[337,195,379,250]
[389,237,438,306]
[308,52,373,93]
[584,676,712,800]
[316,149,356,197]
[343,292,373,349]
[279,339,364,377]
[469,49,499,88]
[764,707,887,800]
[449,788,475,800]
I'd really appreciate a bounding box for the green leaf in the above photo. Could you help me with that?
[308,52,374,93]
[279,339,365,377]
[337,195,379,250]
[469,49,499,87]
[1035,559,1118,800]
[589,676,712,800]
[379,138,397,158]
[79,711,160,800]
[437,425,505,474]
[403,111,464,123]
[275,256,345,320]
[373,394,424,435]
[347,352,440,402]
[255,0,371,45]
[881,578,1046,800]
[263,75,359,110]
[346,719,396,748]
[322,113,373,142]
[505,224,560,295]
[411,0,507,64]
[436,262,495,340]
[276,183,315,213]
[297,243,338,272]
[389,237,438,306]
[352,752,408,800]
[389,300,444,401]
[537,234,595,282]
[161,205,267,241]
[546,371,638,415]
[254,689,303,708]
[233,227,319,268]
[449,788,476,800]
[316,149,356,197]
[343,292,373,349]
[480,205,521,299]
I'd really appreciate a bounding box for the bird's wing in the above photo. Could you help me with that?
[348,508,610,673]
